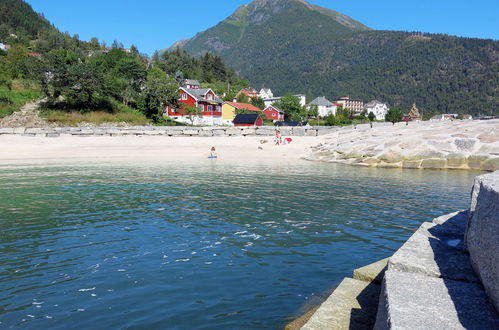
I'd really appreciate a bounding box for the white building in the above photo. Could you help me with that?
[336,96,364,114]
[263,94,306,108]
[258,88,273,99]
[364,100,389,120]
[307,96,337,117]
[429,114,458,121]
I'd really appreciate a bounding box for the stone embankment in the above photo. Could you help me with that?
[306,120,499,171]
[0,125,337,137]
[295,171,499,329]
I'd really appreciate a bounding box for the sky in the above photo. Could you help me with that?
[26,0,499,55]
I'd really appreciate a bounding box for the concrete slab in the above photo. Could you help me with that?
[388,220,479,283]
[302,278,380,330]
[353,258,389,285]
[374,270,499,330]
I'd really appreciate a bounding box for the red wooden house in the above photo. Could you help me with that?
[166,87,224,125]
[263,105,285,121]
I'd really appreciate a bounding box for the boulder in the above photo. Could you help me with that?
[464,171,499,312]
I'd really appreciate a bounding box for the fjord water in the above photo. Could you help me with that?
[0,161,479,329]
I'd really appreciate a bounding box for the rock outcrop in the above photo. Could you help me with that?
[306,120,499,171]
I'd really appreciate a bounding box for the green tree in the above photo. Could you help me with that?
[308,104,319,118]
[274,94,305,121]
[251,97,265,110]
[368,111,375,121]
[183,105,201,125]
[385,107,403,125]
[145,67,179,120]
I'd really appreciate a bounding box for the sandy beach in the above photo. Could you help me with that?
[0,135,320,165]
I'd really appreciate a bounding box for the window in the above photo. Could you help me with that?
[181,93,187,100]
[207,94,213,100]
[216,106,220,111]
[208,105,213,111]
[272,113,276,117]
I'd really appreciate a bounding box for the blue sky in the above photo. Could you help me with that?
[26,0,499,55]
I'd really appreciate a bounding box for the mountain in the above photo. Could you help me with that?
[170,0,499,116]
[0,0,55,42]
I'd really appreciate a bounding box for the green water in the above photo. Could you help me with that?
[0,161,479,329]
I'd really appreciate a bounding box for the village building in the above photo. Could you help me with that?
[237,88,259,99]
[335,96,364,114]
[233,113,263,127]
[262,105,285,121]
[222,102,262,125]
[403,103,422,121]
[258,88,273,99]
[430,113,458,121]
[182,79,200,89]
[0,43,8,51]
[307,96,337,117]
[263,94,306,108]
[364,100,390,121]
[166,87,223,126]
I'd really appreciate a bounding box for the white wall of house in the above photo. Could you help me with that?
[317,104,337,117]
[264,94,306,108]
[171,115,223,126]
[366,103,389,120]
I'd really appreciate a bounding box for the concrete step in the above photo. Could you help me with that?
[301,278,381,330]
[388,210,479,283]
[353,258,389,285]
[375,270,499,330]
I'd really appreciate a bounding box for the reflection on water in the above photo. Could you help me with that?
[0,161,479,329]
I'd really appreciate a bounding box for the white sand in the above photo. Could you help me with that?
[0,135,319,165]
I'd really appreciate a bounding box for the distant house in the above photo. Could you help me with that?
[335,96,364,114]
[258,88,273,99]
[233,113,263,127]
[263,105,285,121]
[27,52,43,57]
[307,96,337,117]
[364,100,389,120]
[0,43,7,51]
[182,79,200,89]
[237,88,259,99]
[430,113,458,121]
[166,87,223,125]
[222,101,262,125]
[263,94,306,108]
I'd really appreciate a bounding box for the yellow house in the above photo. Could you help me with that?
[222,102,262,125]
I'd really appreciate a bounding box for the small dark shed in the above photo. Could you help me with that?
[233,114,263,127]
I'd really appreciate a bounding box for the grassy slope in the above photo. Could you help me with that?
[0,82,41,118]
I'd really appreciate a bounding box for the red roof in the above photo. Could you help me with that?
[225,102,261,112]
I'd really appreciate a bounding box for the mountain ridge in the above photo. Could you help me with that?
[168,0,499,115]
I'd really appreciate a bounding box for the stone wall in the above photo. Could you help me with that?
[0,126,339,137]
[464,171,499,312]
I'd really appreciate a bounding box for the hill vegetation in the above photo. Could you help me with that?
[0,0,243,125]
[175,0,499,116]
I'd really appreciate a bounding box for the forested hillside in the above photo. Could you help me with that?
[174,0,499,116]
[0,0,244,124]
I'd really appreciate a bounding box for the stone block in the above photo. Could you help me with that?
[302,278,381,330]
[212,129,226,136]
[420,158,447,169]
[13,127,25,134]
[182,129,199,136]
[402,159,422,169]
[0,128,15,134]
[464,171,499,312]
[225,128,242,136]
[374,271,499,330]
[46,133,60,138]
[353,258,389,285]
[388,217,479,283]
[482,157,499,171]
[467,156,487,169]
[255,128,274,136]
[292,127,305,136]
[198,130,213,137]
[306,129,318,137]
[241,128,256,135]
[432,210,468,233]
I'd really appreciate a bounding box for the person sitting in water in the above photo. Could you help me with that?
[209,146,218,158]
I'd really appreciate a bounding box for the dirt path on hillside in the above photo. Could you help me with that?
[0,99,54,128]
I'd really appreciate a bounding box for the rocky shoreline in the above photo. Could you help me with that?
[305,120,499,172]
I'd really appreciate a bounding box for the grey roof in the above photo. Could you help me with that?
[184,79,200,85]
[308,96,334,107]
[185,88,223,103]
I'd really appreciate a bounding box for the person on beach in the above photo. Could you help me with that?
[209,146,218,158]
[275,130,282,145]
